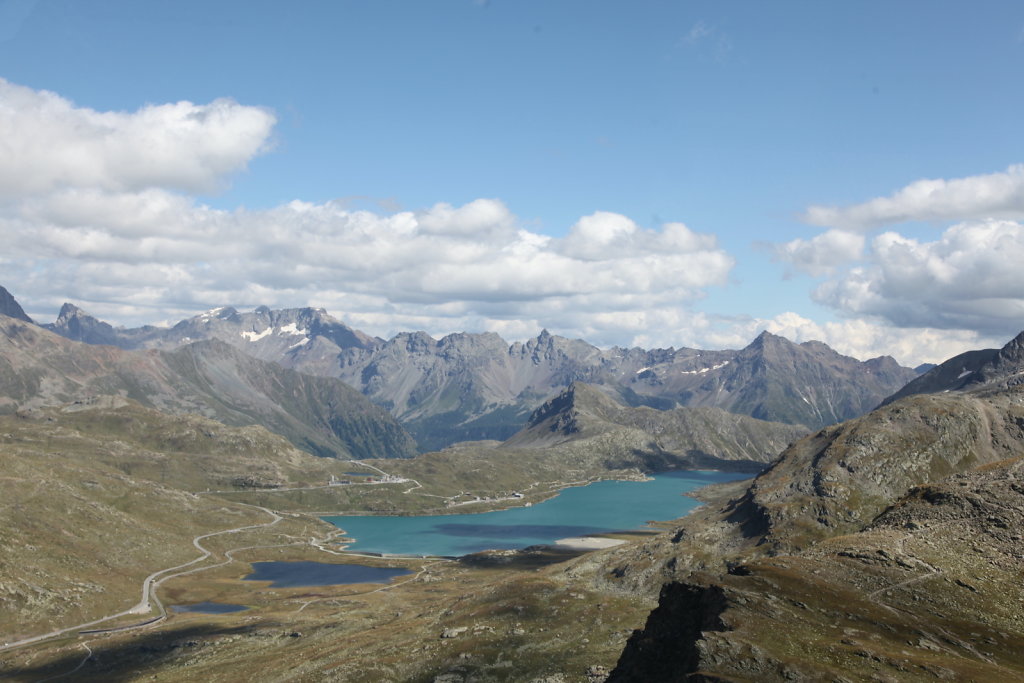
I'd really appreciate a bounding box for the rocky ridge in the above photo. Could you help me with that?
[883,329,1024,404]
[610,457,1024,681]
[29,292,918,450]
[505,382,808,472]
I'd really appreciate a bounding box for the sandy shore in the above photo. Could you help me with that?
[553,536,626,550]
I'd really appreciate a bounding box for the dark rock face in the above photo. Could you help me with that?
[0,286,32,323]
[609,583,728,682]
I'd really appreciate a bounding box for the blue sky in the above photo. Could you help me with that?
[1,0,1023,364]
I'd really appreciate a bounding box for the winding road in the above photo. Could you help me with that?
[0,504,283,654]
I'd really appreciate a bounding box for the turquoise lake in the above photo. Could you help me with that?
[325,470,749,557]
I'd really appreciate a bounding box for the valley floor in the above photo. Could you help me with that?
[0,507,657,682]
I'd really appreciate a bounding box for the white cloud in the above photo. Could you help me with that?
[6,194,735,333]
[416,198,516,236]
[775,166,1024,356]
[682,20,712,45]
[811,219,1024,337]
[803,165,1024,230]
[6,78,1000,368]
[0,78,736,347]
[772,229,864,276]
[0,78,275,197]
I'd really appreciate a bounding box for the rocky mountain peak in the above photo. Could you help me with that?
[989,329,1024,371]
[43,302,122,345]
[524,328,561,351]
[56,302,85,320]
[528,381,613,422]
[392,331,437,353]
[862,354,903,374]
[0,285,33,323]
[742,330,797,360]
[511,381,625,445]
[749,330,785,347]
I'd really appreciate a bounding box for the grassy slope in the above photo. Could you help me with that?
[0,401,359,639]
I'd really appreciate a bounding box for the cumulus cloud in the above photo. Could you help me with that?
[803,165,1024,230]
[0,78,275,197]
[774,165,1024,354]
[772,229,865,276]
[810,219,1024,337]
[0,80,737,349]
[5,194,735,336]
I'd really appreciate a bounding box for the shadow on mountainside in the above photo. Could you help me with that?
[0,623,261,682]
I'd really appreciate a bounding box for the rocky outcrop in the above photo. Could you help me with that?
[735,387,1024,552]
[610,458,1024,681]
[44,302,134,346]
[608,582,729,682]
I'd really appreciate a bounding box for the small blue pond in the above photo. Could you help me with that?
[243,561,412,588]
[170,602,249,614]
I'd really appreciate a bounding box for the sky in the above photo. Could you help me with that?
[1,0,1023,366]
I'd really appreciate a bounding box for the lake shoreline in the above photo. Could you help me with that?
[309,466,754,519]
[322,470,752,557]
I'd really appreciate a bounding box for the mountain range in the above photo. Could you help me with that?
[23,288,919,450]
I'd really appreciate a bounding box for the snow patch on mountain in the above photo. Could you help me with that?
[241,328,272,342]
[680,360,730,375]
